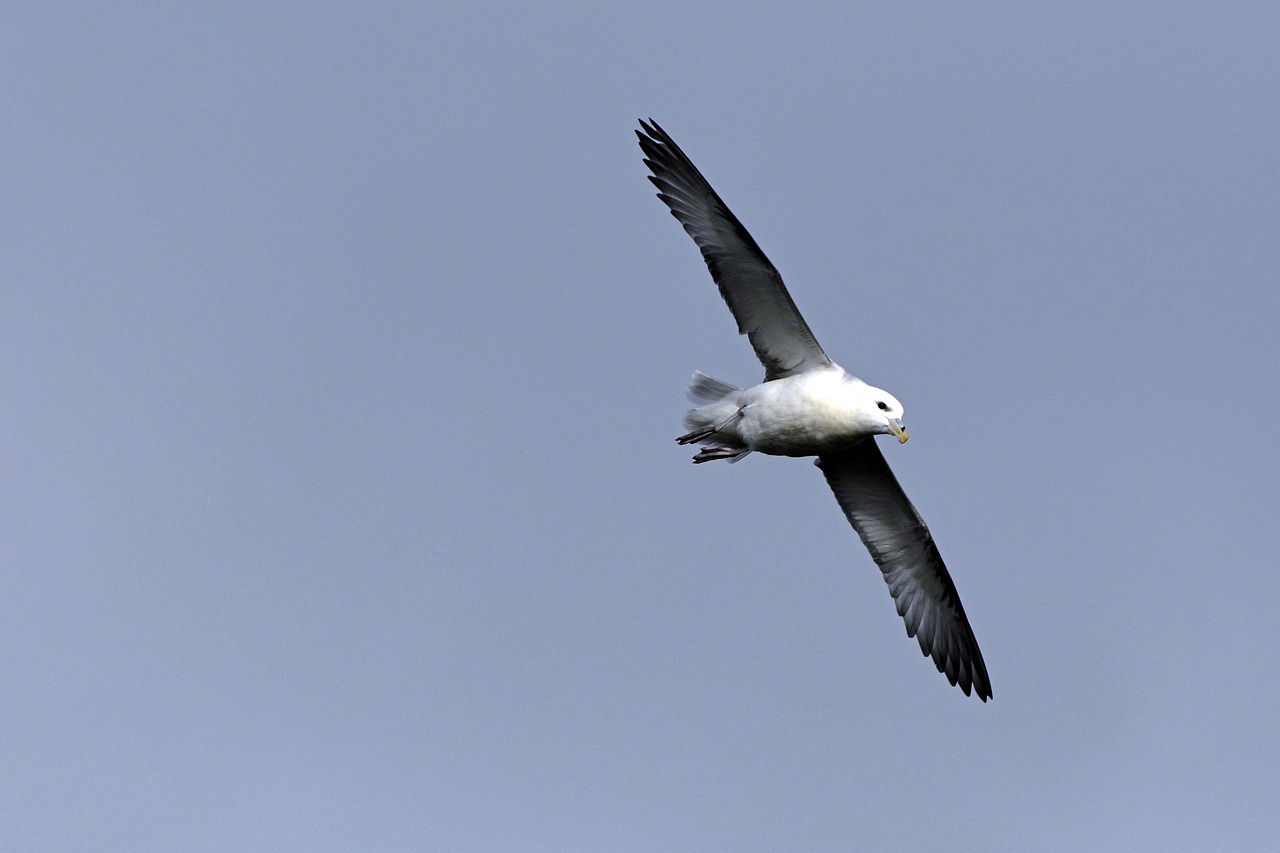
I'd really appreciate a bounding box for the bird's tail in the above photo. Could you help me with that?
[685,370,741,406]
[678,372,750,463]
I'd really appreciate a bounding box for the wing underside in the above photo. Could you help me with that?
[817,439,992,701]
[637,119,832,380]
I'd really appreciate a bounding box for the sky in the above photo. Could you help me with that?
[3,2,1279,850]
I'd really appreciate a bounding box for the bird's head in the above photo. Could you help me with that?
[862,385,908,443]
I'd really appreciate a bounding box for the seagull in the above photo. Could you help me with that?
[637,119,992,701]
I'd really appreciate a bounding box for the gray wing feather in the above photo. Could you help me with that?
[817,440,992,701]
[637,119,832,380]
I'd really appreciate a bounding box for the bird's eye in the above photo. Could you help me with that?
[877,401,890,412]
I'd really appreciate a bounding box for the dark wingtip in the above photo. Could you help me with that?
[637,118,672,147]
[961,662,993,702]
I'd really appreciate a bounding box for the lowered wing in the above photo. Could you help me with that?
[817,439,992,700]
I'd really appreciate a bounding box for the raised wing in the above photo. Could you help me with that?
[817,440,992,700]
[637,119,832,380]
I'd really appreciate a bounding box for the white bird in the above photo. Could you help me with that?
[638,119,991,701]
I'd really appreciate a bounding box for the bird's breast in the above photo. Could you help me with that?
[736,373,871,457]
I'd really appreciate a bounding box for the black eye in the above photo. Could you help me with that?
[877,401,890,412]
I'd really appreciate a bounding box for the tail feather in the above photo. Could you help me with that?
[686,371,740,405]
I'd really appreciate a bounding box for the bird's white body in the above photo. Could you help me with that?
[684,366,905,458]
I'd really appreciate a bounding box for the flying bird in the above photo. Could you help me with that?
[637,119,991,701]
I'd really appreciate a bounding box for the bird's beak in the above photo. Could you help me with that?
[887,418,908,444]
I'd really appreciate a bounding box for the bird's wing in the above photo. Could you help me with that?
[637,119,832,380]
[816,439,992,700]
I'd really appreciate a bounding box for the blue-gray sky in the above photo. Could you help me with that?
[4,3,1279,850]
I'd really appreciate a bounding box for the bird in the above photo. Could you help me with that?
[637,119,991,701]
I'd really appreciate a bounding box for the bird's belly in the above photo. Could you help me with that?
[738,393,866,457]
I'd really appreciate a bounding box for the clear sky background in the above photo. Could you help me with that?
[4,3,1278,850]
